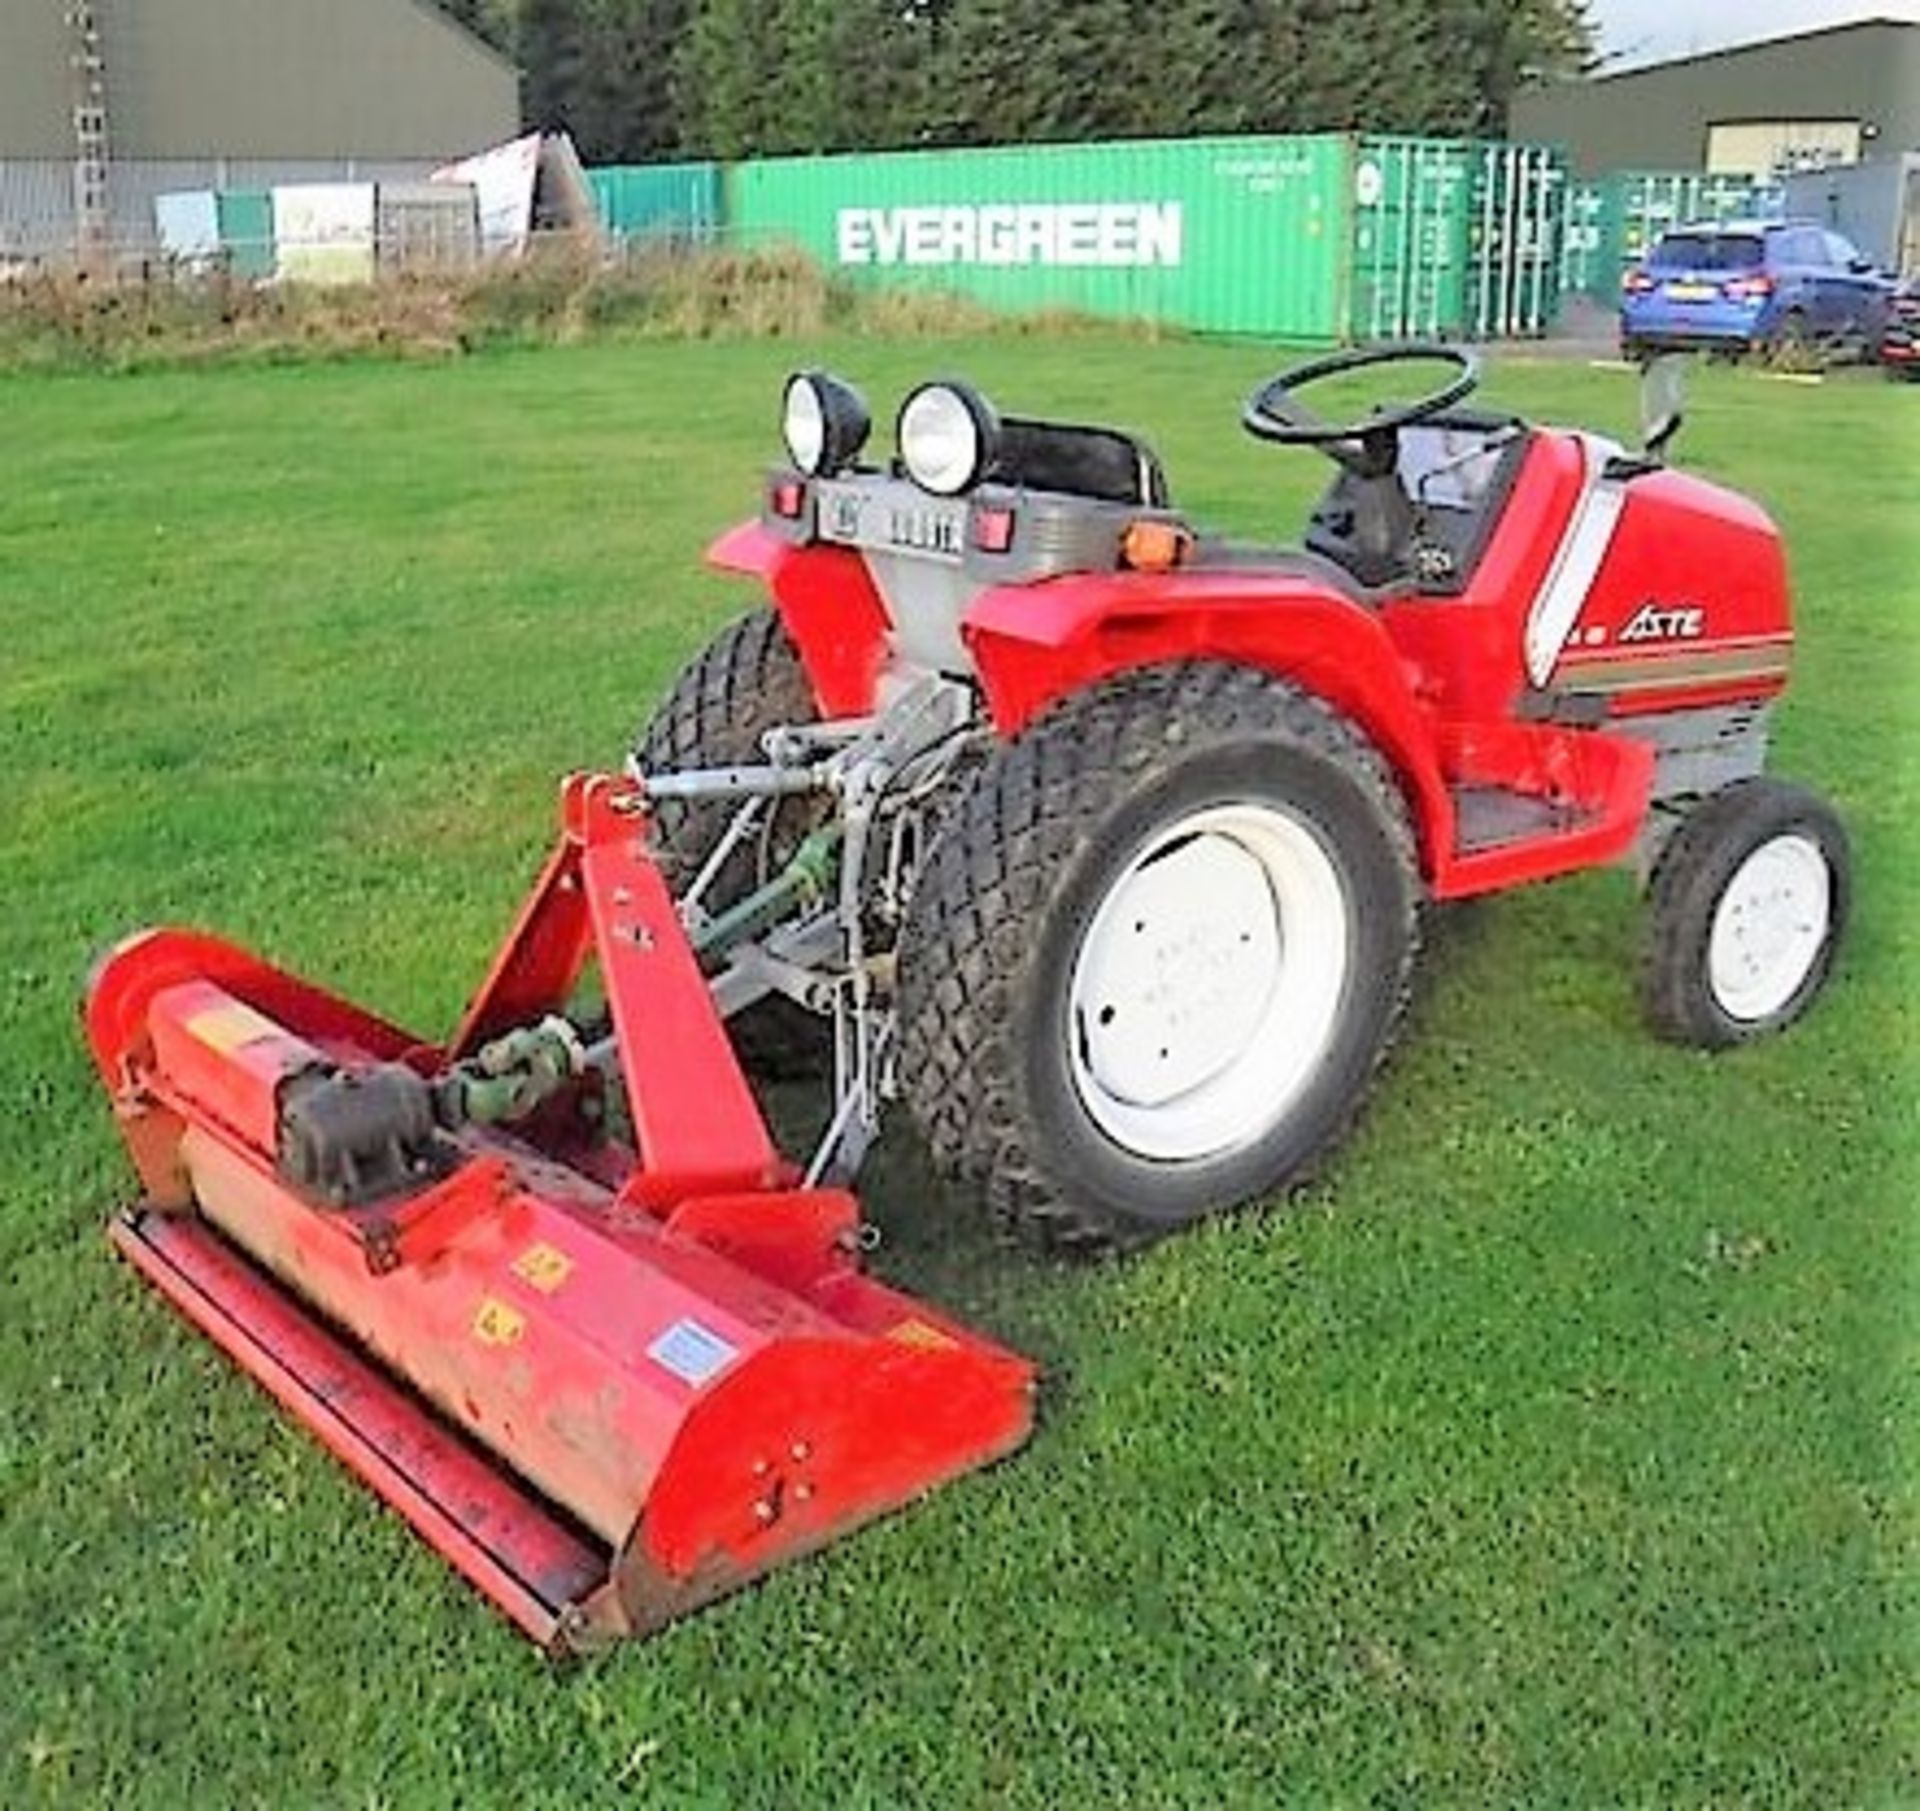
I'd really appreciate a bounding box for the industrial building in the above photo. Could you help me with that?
[0,0,519,255]
[1511,17,1920,179]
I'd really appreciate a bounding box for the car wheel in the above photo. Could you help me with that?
[1641,778,1850,1048]
[896,662,1419,1251]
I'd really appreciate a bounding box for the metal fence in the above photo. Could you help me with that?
[0,156,438,262]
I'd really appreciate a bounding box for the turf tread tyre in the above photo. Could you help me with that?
[897,661,1419,1254]
[1640,776,1849,1048]
[634,607,828,1077]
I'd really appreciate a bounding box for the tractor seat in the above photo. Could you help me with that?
[994,417,1170,508]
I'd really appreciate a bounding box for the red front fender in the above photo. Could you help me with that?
[962,571,1457,876]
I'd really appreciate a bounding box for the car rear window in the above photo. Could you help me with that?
[1649,234,1764,272]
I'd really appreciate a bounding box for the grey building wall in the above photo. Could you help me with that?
[1784,154,1920,272]
[0,0,519,160]
[0,0,77,158]
[1511,20,1920,176]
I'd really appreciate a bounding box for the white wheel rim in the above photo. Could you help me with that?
[1067,802,1350,1162]
[1707,832,1832,1023]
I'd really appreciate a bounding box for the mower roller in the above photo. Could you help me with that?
[92,345,1849,1648]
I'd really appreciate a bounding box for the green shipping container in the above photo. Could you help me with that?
[727,133,1566,342]
[590,161,724,243]
[1559,171,1781,302]
[1349,137,1475,340]
[216,189,274,281]
[729,136,1354,340]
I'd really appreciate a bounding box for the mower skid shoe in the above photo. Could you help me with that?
[110,1207,610,1654]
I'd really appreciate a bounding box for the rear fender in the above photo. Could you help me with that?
[706,522,890,719]
[962,572,1455,875]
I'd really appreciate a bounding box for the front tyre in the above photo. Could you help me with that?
[896,663,1418,1251]
[1641,778,1850,1048]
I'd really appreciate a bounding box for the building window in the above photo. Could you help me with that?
[1706,120,1863,179]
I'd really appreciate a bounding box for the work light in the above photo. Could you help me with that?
[781,371,870,476]
[897,382,998,496]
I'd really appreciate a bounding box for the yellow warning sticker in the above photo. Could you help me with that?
[511,1242,574,1294]
[185,1000,284,1055]
[886,1317,958,1352]
[472,1297,527,1347]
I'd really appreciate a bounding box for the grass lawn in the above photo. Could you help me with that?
[1,335,1915,1809]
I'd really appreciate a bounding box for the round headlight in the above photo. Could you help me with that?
[782,370,870,476]
[897,382,997,496]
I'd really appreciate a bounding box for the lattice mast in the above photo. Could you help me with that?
[67,0,111,260]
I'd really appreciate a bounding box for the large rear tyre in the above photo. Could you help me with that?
[633,607,830,1077]
[1641,777,1850,1048]
[896,663,1419,1252]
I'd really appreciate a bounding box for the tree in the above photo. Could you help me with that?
[524,0,1598,160]
[519,0,592,137]
[435,0,518,56]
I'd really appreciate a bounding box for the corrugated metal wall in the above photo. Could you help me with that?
[1466,142,1564,338]
[1350,138,1474,340]
[1784,156,1920,275]
[590,162,724,244]
[0,161,73,258]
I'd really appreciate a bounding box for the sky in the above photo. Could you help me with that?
[1591,0,1920,66]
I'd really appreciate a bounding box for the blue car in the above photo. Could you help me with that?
[1621,218,1893,363]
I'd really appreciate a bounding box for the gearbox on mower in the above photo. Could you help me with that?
[90,345,1848,1649]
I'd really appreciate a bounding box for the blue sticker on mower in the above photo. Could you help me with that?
[647,1317,740,1387]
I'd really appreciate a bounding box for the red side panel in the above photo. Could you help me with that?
[707,522,891,718]
[1379,432,1593,723]
[1431,719,1656,899]
[1550,469,1793,715]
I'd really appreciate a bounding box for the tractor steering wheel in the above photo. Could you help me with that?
[1242,343,1481,473]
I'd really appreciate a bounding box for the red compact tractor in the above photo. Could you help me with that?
[90,346,1848,1650]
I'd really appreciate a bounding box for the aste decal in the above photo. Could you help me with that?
[1617,601,1706,643]
[836,202,1183,270]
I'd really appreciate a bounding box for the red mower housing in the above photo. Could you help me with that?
[88,774,1032,1654]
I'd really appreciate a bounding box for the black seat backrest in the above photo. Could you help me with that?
[991,417,1170,507]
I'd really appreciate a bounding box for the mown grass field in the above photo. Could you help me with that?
[2,336,1915,1809]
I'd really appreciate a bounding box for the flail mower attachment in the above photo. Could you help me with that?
[87,772,1034,1654]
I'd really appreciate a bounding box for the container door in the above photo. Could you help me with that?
[1469,144,1565,338]
[1351,137,1472,340]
